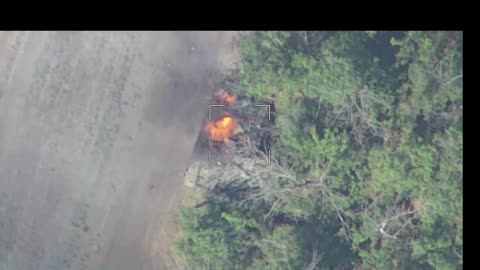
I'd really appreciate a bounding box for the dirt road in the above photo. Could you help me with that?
[0,31,241,270]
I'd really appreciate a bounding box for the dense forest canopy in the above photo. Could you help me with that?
[175,31,463,270]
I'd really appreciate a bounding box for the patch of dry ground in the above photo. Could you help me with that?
[0,31,246,270]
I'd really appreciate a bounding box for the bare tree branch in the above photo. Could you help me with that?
[304,245,324,270]
[264,197,283,220]
[366,205,419,241]
[444,74,463,85]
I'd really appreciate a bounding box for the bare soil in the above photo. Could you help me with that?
[0,31,244,270]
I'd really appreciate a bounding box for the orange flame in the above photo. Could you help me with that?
[205,116,238,143]
[215,90,236,105]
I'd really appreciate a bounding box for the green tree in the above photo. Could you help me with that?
[175,31,462,270]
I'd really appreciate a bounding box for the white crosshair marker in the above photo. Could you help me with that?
[209,104,226,121]
[254,104,271,166]
[253,104,271,122]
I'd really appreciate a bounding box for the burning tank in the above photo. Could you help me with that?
[184,87,275,190]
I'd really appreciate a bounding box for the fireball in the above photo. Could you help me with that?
[205,116,238,143]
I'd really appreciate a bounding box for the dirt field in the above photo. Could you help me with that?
[0,31,242,270]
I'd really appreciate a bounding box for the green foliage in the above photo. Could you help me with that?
[252,225,301,270]
[175,207,231,269]
[175,195,264,269]
[280,127,350,174]
[392,32,463,126]
[176,31,462,270]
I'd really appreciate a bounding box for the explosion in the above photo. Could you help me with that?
[205,90,239,144]
[205,116,238,144]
